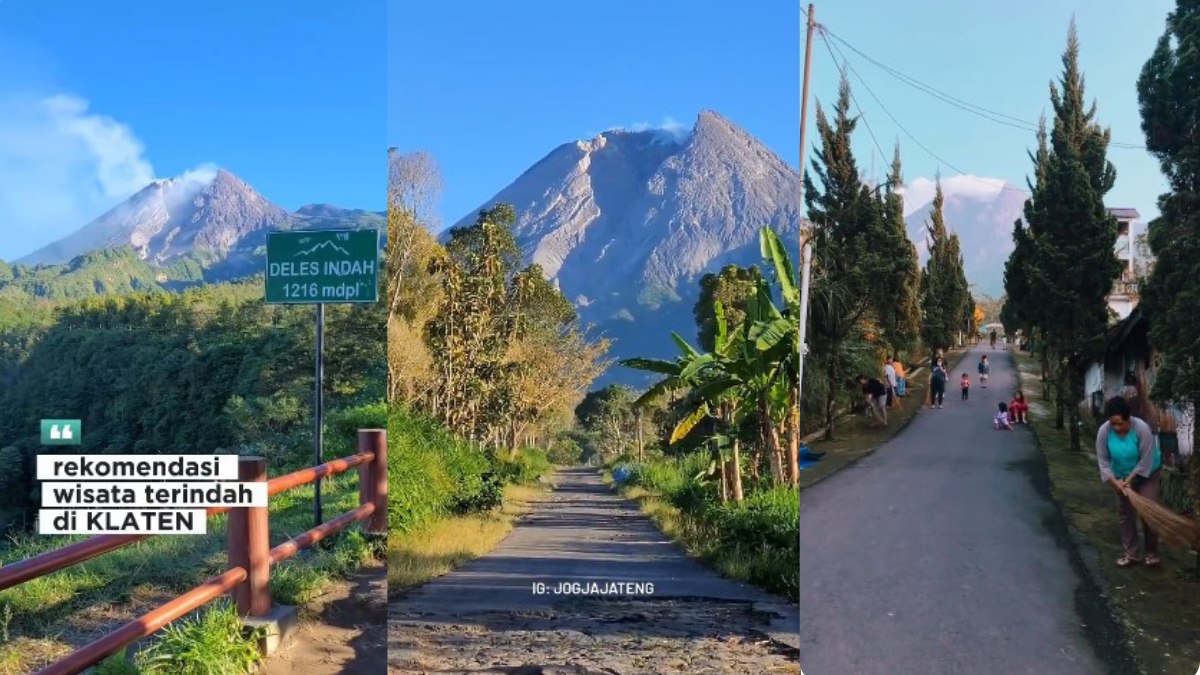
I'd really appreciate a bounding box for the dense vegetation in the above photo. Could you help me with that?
[0,280,384,533]
[386,149,605,536]
[1001,23,1127,453]
[1136,0,1200,507]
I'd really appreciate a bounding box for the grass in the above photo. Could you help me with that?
[1013,350,1200,675]
[0,467,374,674]
[608,458,800,601]
[798,347,969,488]
[386,484,546,593]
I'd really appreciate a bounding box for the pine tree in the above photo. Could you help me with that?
[1026,21,1122,450]
[1137,0,1200,510]
[875,144,923,354]
[920,178,954,353]
[804,74,890,439]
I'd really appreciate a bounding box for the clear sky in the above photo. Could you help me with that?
[809,0,1174,223]
[0,1,384,261]
[387,0,801,229]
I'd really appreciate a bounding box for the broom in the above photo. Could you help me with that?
[1122,486,1200,552]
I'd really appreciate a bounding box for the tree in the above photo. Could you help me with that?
[1137,0,1200,507]
[874,145,922,353]
[1026,21,1122,450]
[804,73,891,439]
[694,265,763,352]
[920,178,967,353]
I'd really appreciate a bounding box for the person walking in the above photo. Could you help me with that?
[978,355,990,388]
[990,329,998,349]
[858,374,889,429]
[1095,396,1163,567]
[960,373,971,401]
[930,357,948,409]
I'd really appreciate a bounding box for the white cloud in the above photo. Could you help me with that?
[0,93,213,260]
[602,116,692,145]
[897,174,1011,216]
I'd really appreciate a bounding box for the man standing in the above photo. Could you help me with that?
[858,374,889,428]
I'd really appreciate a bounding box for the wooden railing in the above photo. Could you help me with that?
[0,429,387,675]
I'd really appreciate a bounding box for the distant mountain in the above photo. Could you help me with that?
[452,111,801,385]
[10,169,384,295]
[903,181,1029,296]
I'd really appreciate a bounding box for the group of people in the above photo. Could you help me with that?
[857,356,908,429]
[926,354,1030,431]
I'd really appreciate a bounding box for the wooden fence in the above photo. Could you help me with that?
[0,429,387,675]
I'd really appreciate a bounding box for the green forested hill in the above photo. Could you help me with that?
[0,279,385,533]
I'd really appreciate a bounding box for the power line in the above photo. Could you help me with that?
[819,25,1031,198]
[821,25,1147,151]
[817,30,913,212]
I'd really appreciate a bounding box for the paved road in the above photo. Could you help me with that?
[799,346,1134,675]
[389,467,800,674]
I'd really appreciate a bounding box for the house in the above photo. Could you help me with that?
[1107,207,1140,321]
[1083,306,1194,459]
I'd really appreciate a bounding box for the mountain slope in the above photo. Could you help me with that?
[904,182,1028,296]
[19,170,296,266]
[453,111,801,383]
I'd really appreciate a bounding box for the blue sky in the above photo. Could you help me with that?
[0,1,384,261]
[809,0,1174,222]
[387,1,801,229]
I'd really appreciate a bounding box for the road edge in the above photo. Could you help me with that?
[799,347,971,490]
[1008,349,1144,675]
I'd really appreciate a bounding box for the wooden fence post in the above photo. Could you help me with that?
[358,429,387,533]
[228,457,271,617]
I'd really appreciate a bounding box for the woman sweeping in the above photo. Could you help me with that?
[1095,396,1163,567]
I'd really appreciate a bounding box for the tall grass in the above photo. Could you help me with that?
[617,452,799,599]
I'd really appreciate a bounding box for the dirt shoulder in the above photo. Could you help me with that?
[799,347,968,489]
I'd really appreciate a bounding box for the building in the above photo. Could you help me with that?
[1082,306,1194,460]
[1107,207,1140,321]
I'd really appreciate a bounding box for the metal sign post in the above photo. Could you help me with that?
[314,302,325,526]
[265,228,379,530]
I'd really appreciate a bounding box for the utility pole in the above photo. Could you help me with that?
[796,2,816,425]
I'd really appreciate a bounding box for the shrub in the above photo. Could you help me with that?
[496,448,552,486]
[387,407,496,533]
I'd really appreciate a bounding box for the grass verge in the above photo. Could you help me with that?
[1013,350,1200,675]
[799,347,968,488]
[0,469,376,675]
[386,484,547,594]
[606,458,799,601]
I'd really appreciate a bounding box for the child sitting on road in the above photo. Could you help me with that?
[994,402,1014,431]
[961,373,971,401]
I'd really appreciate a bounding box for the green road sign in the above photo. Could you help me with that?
[41,419,82,445]
[265,229,380,304]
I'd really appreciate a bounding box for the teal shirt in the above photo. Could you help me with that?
[1107,428,1161,479]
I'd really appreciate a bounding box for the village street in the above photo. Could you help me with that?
[799,345,1136,674]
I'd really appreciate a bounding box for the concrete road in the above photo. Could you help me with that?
[390,468,801,673]
[799,346,1135,675]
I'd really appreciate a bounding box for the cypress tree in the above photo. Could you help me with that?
[1137,0,1200,507]
[920,178,954,353]
[875,144,923,354]
[1025,20,1122,450]
[805,74,890,439]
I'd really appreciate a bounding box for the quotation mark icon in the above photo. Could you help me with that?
[41,419,82,445]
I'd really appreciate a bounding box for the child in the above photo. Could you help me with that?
[1009,391,1029,424]
[978,355,990,388]
[960,373,971,401]
[994,402,1014,430]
